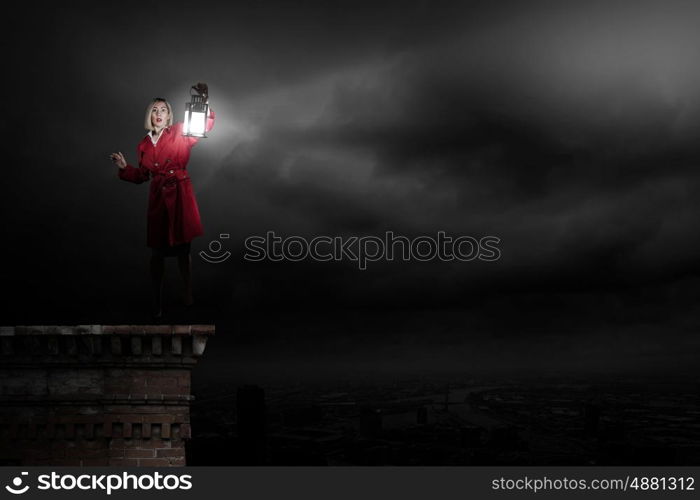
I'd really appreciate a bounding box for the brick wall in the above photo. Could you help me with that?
[0,325,213,466]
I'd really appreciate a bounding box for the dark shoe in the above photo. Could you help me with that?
[152,305,163,319]
[152,296,163,318]
[152,282,164,319]
[183,289,194,307]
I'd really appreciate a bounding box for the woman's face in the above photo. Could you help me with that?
[151,101,170,129]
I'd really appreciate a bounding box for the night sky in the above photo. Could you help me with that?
[3,0,700,380]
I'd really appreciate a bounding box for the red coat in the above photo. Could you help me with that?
[119,110,215,248]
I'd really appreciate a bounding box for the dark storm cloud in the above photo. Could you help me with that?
[203,0,700,303]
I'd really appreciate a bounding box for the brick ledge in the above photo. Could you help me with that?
[0,325,215,336]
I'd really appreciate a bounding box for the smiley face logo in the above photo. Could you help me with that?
[199,233,232,264]
[5,472,29,495]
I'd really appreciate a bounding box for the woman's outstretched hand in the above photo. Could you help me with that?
[110,152,127,170]
[192,82,209,102]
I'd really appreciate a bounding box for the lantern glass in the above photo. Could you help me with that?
[183,95,209,138]
[188,110,207,136]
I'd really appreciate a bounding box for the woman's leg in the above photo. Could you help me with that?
[150,254,165,317]
[177,252,194,306]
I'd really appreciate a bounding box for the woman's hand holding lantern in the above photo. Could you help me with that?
[192,82,209,103]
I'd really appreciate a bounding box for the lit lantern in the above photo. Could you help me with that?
[183,93,209,138]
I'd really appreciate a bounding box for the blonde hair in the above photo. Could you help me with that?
[144,98,174,131]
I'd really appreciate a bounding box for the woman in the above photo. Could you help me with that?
[110,82,215,318]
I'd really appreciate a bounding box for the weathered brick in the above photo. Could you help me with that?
[1,337,14,355]
[84,423,95,439]
[103,325,132,335]
[77,439,104,450]
[111,423,123,438]
[130,376,149,389]
[171,337,182,355]
[177,374,191,388]
[147,438,171,449]
[76,325,103,335]
[191,325,215,335]
[147,377,178,392]
[91,337,103,354]
[52,459,82,466]
[65,337,77,355]
[114,438,146,448]
[139,326,172,335]
[24,448,51,460]
[23,337,41,353]
[81,458,110,466]
[151,337,162,355]
[142,414,176,424]
[131,440,156,449]
[47,337,59,354]
[45,423,56,438]
[1,324,208,467]
[50,441,68,451]
[110,337,122,354]
[193,336,208,356]
[125,448,155,458]
[172,325,191,335]
[29,459,53,466]
[22,326,45,335]
[179,424,191,439]
[27,423,38,439]
[156,448,185,458]
[0,326,15,336]
[114,438,132,447]
[137,458,171,466]
[66,447,106,459]
[109,458,139,467]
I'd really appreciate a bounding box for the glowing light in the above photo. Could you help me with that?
[183,93,209,138]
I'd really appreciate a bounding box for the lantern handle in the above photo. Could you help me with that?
[191,82,209,102]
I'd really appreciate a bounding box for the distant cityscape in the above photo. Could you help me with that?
[187,375,700,465]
